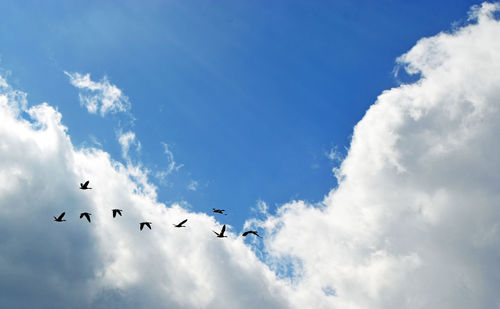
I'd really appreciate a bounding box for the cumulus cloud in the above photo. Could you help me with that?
[253,3,500,308]
[0,76,291,308]
[1,2,500,309]
[65,71,131,116]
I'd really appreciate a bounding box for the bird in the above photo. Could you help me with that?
[112,209,123,218]
[173,219,188,228]
[212,208,227,215]
[242,230,262,238]
[140,222,152,231]
[213,224,228,238]
[53,212,66,222]
[80,181,92,190]
[80,212,91,223]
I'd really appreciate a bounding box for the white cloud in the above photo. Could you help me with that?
[187,180,198,191]
[326,146,343,163]
[249,200,269,217]
[1,3,500,308]
[65,71,131,116]
[0,76,291,308]
[154,142,184,184]
[88,134,103,148]
[162,142,183,173]
[118,131,141,160]
[252,3,500,308]
[0,74,8,88]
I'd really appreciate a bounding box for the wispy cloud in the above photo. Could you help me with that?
[118,131,141,160]
[251,200,269,215]
[88,135,103,148]
[187,180,198,191]
[154,142,183,180]
[65,71,188,191]
[65,71,131,116]
[325,146,343,162]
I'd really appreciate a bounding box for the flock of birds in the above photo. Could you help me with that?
[53,180,262,239]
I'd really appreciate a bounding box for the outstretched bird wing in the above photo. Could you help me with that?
[112,209,123,217]
[84,213,91,222]
[57,212,65,220]
[84,180,89,187]
[140,223,144,230]
[242,231,250,236]
[220,224,226,235]
[179,219,188,226]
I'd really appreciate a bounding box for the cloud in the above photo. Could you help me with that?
[325,146,343,163]
[187,180,198,191]
[65,71,131,116]
[250,200,269,216]
[161,142,183,173]
[154,142,184,184]
[252,3,500,308]
[1,2,500,308]
[118,131,141,160]
[0,75,291,308]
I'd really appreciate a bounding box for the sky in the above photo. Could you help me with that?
[0,0,483,228]
[0,1,499,308]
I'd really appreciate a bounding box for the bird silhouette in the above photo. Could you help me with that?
[242,230,262,238]
[140,222,152,231]
[53,212,66,222]
[173,219,188,228]
[213,224,228,238]
[80,212,91,223]
[212,208,227,215]
[112,209,123,218]
[80,181,92,190]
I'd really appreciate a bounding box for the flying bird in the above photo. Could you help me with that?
[212,208,227,215]
[173,219,188,228]
[80,212,91,223]
[213,224,228,238]
[242,230,262,238]
[112,209,123,218]
[53,212,66,222]
[80,181,92,190]
[140,222,152,231]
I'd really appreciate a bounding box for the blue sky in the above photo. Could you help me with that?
[0,0,480,229]
[1,2,500,308]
